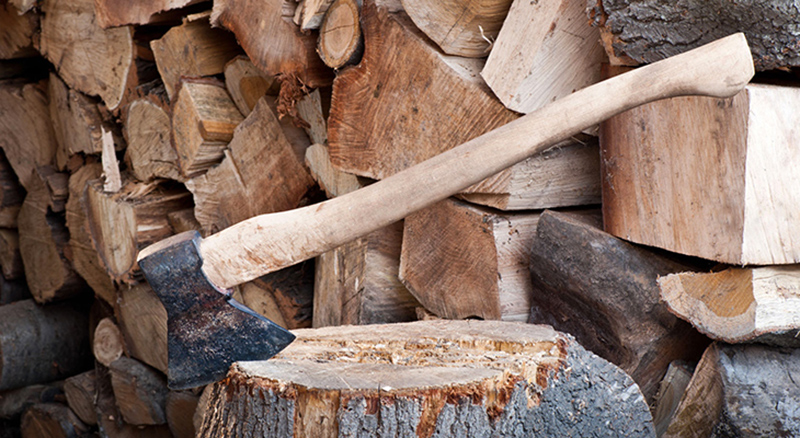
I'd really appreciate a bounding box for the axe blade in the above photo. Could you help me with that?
[138,231,295,390]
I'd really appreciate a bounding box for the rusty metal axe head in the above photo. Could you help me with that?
[137,231,295,390]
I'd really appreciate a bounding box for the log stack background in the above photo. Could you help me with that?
[0,0,799,436]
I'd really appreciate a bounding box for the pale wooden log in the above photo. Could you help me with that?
[171,79,244,177]
[589,0,800,71]
[652,361,693,438]
[0,299,91,391]
[19,172,88,303]
[166,391,199,438]
[305,143,363,198]
[198,320,656,437]
[0,229,23,280]
[211,0,333,87]
[173,33,755,290]
[601,83,800,265]
[150,15,241,99]
[295,89,328,145]
[317,0,363,69]
[527,210,709,402]
[315,220,419,327]
[659,266,800,347]
[400,198,538,321]
[63,371,97,426]
[123,96,183,183]
[116,283,168,374]
[0,383,63,420]
[0,150,24,228]
[185,96,313,234]
[85,178,193,283]
[247,262,315,329]
[94,0,205,27]
[224,55,280,117]
[101,128,122,193]
[93,317,125,367]
[38,0,138,111]
[20,403,89,438]
[401,0,511,57]
[109,357,169,426]
[0,3,37,59]
[65,162,116,305]
[328,1,518,181]
[0,80,57,191]
[663,343,800,438]
[481,0,604,114]
[295,0,335,29]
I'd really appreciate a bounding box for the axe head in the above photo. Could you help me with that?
[137,231,295,390]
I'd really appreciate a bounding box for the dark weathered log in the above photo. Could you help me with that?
[116,283,168,374]
[109,357,169,426]
[0,383,64,420]
[0,229,24,280]
[0,299,92,391]
[95,363,172,438]
[589,0,800,71]
[63,371,97,426]
[20,403,89,438]
[199,320,656,437]
[652,361,693,437]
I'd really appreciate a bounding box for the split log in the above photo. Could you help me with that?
[150,15,242,99]
[20,403,89,438]
[171,79,244,177]
[0,229,23,280]
[185,96,313,234]
[401,0,511,57]
[652,361,693,437]
[198,320,656,437]
[236,262,315,330]
[481,0,604,114]
[305,143,363,198]
[232,282,288,329]
[166,391,199,438]
[328,1,518,181]
[400,198,538,322]
[659,266,800,347]
[123,96,183,183]
[315,221,419,327]
[95,363,172,438]
[38,0,139,111]
[93,317,125,367]
[663,343,800,438]
[224,55,280,117]
[295,89,328,145]
[63,371,97,426]
[109,357,169,426]
[94,0,205,27]
[0,3,37,59]
[116,283,168,374]
[0,383,63,420]
[527,210,709,402]
[211,0,333,87]
[65,162,116,305]
[85,178,193,283]
[601,83,800,265]
[317,0,363,69]
[295,0,335,30]
[0,80,57,191]
[589,0,800,71]
[19,172,88,303]
[0,299,91,391]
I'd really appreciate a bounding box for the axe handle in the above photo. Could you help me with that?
[199,33,754,289]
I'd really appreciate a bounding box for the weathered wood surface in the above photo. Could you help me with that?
[64,371,97,426]
[224,55,280,116]
[124,96,184,183]
[199,320,656,437]
[109,357,169,425]
[0,3,37,59]
[400,198,539,322]
[94,0,205,27]
[93,317,125,367]
[166,391,199,438]
[0,229,23,280]
[659,266,800,347]
[317,0,363,69]
[527,210,710,402]
[652,361,694,437]
[0,383,63,420]
[305,143,363,198]
[0,150,24,228]
[116,283,168,374]
[601,83,800,265]
[246,263,315,329]
[20,403,89,438]
[589,0,800,71]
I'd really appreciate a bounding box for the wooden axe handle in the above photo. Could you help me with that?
[199,33,754,289]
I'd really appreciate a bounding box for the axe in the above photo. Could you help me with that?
[138,33,754,390]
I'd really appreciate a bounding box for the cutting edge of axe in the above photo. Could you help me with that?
[138,33,754,390]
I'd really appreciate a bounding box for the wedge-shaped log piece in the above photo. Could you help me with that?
[95,0,205,27]
[124,96,183,182]
[401,0,511,57]
[20,403,89,438]
[243,264,315,330]
[295,89,328,146]
[95,363,173,438]
[602,83,800,265]
[172,79,244,177]
[185,97,313,234]
[198,320,656,437]
[328,1,518,181]
[211,0,333,87]
[64,371,97,426]
[527,210,709,402]
[295,0,335,30]
[109,357,169,425]
[400,198,539,322]
[151,15,241,99]
[0,150,24,228]
[482,0,604,114]
[86,178,193,283]
[116,283,169,374]
[659,266,800,347]
[224,55,280,116]
[305,143,362,198]
[315,221,419,327]
[38,0,137,111]
[663,343,800,438]
[0,3,37,59]
[589,0,800,71]
[0,383,63,421]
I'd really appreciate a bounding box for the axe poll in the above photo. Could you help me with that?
[138,33,755,390]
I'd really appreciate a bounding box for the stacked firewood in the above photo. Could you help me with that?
[0,0,799,436]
